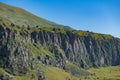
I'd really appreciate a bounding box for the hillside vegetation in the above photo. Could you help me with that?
[0,2,120,80]
[88,66,120,80]
[0,2,71,30]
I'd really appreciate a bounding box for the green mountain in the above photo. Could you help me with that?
[0,2,71,29]
[0,2,120,80]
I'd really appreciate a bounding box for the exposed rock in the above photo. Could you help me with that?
[31,29,120,68]
[37,69,45,80]
[0,23,120,79]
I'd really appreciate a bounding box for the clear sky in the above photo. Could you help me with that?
[0,0,120,37]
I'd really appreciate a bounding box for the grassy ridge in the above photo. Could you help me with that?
[0,2,72,30]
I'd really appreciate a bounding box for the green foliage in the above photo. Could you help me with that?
[76,30,113,40]
[103,34,113,39]
[91,33,113,40]
[77,30,89,36]
[91,33,102,40]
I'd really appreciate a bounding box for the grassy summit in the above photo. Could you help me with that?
[0,2,71,30]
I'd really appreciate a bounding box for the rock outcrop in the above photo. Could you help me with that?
[31,29,120,68]
[0,22,120,79]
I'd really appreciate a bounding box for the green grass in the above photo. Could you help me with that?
[1,66,120,80]
[13,70,38,80]
[0,2,72,30]
[76,30,113,40]
[87,65,120,80]
[77,30,89,37]
[0,68,38,80]
[27,42,54,57]
[0,68,13,77]
[65,62,91,77]
[38,65,80,80]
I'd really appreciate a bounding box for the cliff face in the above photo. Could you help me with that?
[31,30,120,68]
[0,24,34,74]
[0,22,120,79]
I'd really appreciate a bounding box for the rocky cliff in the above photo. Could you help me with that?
[0,20,120,79]
[31,28,120,68]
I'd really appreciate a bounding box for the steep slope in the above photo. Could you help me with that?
[30,27,120,68]
[0,20,120,79]
[0,2,71,29]
[0,20,89,80]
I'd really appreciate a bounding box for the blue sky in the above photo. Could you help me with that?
[0,0,120,37]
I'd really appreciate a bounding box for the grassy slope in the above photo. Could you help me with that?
[87,66,120,80]
[0,68,13,78]
[0,2,72,29]
[38,65,80,80]
[65,62,91,77]
[1,65,120,80]
[0,66,80,80]
[13,70,38,80]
